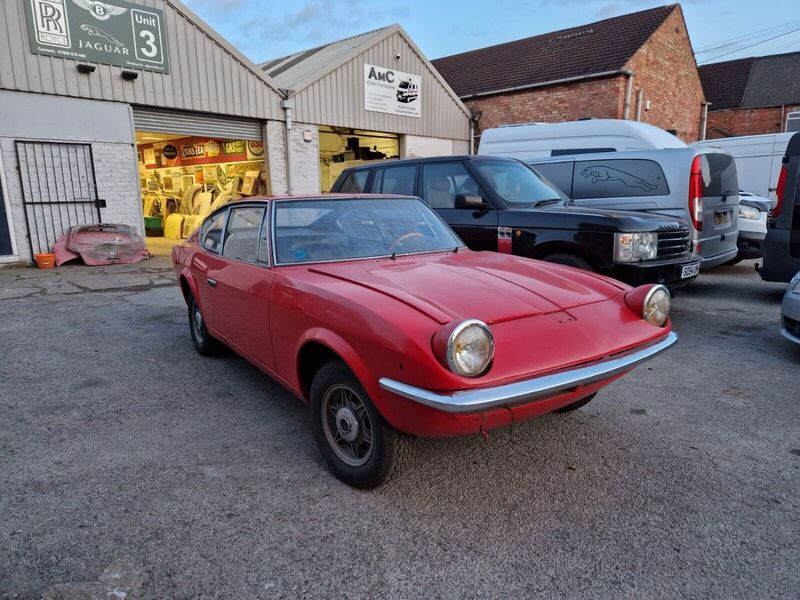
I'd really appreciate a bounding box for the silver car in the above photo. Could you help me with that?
[781,271,800,345]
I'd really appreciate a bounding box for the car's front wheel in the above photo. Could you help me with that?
[554,392,597,413]
[309,361,412,488]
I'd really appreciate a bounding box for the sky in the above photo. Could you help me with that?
[182,0,800,66]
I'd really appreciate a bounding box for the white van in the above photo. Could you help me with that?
[693,132,794,202]
[479,119,741,269]
[478,119,686,159]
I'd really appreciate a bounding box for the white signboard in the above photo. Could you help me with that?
[364,64,421,118]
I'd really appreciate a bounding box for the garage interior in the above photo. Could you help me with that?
[136,129,267,256]
[318,127,400,191]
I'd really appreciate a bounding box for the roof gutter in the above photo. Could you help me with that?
[458,69,633,100]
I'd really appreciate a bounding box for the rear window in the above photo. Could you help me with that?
[573,159,670,199]
[529,162,573,197]
[699,153,738,197]
[337,171,369,193]
[372,166,416,195]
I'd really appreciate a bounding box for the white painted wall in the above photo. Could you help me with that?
[402,135,455,158]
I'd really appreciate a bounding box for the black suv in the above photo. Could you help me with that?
[331,156,700,288]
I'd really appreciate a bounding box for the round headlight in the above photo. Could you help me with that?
[447,320,494,377]
[643,285,671,327]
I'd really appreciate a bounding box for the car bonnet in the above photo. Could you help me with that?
[307,250,625,325]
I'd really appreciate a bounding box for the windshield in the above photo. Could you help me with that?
[474,160,569,207]
[274,198,463,264]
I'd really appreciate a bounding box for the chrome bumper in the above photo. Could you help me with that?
[379,332,678,414]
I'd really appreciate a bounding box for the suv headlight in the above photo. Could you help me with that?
[446,320,494,377]
[614,232,658,262]
[739,205,760,220]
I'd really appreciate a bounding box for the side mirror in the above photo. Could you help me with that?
[455,194,487,210]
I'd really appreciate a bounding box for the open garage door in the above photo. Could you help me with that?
[132,108,264,141]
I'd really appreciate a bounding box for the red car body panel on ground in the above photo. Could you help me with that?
[173,196,674,439]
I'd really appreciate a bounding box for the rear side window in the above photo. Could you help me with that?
[222,207,265,262]
[201,210,227,253]
[337,171,369,193]
[530,162,574,197]
[573,159,670,199]
[372,166,416,195]
[699,153,738,197]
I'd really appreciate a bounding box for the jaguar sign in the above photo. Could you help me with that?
[24,0,169,73]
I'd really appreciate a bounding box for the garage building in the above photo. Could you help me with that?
[0,1,470,265]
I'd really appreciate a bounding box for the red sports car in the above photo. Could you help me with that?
[173,195,676,488]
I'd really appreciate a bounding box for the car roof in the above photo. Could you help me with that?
[227,193,419,204]
[339,155,519,171]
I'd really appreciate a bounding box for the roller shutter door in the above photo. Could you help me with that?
[132,107,263,140]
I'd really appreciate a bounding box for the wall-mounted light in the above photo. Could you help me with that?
[121,70,139,81]
[76,63,96,74]
[303,129,313,143]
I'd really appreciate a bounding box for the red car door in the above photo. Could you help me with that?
[205,205,277,370]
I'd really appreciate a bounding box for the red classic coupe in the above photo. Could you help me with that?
[173,195,676,488]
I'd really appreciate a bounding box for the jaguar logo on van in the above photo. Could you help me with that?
[581,165,657,192]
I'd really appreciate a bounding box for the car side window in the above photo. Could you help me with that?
[222,207,265,262]
[420,162,484,209]
[530,162,574,197]
[201,210,227,254]
[337,171,369,193]
[573,159,670,199]
[372,165,416,195]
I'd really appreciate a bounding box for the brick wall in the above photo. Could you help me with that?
[624,5,705,142]
[266,121,321,195]
[706,105,800,138]
[467,76,626,137]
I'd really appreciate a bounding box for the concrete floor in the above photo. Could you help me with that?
[0,260,798,599]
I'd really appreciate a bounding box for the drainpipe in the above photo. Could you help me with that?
[700,101,710,140]
[635,89,644,121]
[622,71,635,120]
[469,111,482,155]
[280,92,295,195]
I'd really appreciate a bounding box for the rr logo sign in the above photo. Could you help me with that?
[31,0,71,47]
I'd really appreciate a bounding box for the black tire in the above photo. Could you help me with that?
[554,392,597,413]
[542,252,593,271]
[187,293,224,356]
[309,361,413,488]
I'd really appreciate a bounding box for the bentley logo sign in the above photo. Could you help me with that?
[25,0,168,73]
[71,0,127,21]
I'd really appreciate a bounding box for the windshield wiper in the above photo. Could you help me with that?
[531,198,562,207]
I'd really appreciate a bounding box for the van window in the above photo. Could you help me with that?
[372,166,416,195]
[529,162,573,196]
[551,148,615,156]
[573,159,670,199]
[699,153,738,197]
[337,171,369,193]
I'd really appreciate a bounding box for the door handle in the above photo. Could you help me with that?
[207,278,217,288]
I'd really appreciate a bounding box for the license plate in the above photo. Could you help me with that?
[681,262,700,279]
[714,210,731,227]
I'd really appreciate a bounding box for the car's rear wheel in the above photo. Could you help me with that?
[554,392,597,413]
[542,252,593,271]
[310,361,412,488]
[188,293,224,356]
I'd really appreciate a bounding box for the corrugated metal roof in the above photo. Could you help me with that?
[259,27,392,92]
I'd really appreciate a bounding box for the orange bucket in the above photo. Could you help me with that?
[34,252,56,269]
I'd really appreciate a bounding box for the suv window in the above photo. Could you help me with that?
[222,207,265,262]
[201,210,227,253]
[337,170,369,193]
[372,165,416,195]
[529,162,574,197]
[421,162,483,208]
[573,159,669,199]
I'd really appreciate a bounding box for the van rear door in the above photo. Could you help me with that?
[696,151,740,262]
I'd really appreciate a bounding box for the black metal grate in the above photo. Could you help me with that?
[15,141,103,257]
[657,229,692,259]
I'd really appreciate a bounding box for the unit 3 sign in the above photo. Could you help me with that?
[25,0,169,73]
[364,64,421,118]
